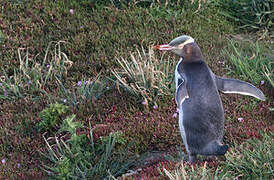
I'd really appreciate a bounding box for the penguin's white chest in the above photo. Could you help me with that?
[175,58,183,89]
[175,58,189,153]
[178,104,189,153]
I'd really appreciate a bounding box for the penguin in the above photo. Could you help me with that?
[154,35,265,162]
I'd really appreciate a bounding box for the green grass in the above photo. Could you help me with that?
[56,74,109,106]
[0,0,234,76]
[41,114,135,179]
[215,0,274,31]
[222,132,274,179]
[163,132,274,179]
[225,40,273,87]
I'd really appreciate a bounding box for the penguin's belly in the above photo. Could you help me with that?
[179,89,224,153]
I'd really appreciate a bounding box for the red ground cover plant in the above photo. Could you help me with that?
[0,97,48,179]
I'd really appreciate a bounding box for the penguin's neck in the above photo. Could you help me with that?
[182,42,203,63]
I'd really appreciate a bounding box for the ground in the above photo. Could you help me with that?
[0,0,273,179]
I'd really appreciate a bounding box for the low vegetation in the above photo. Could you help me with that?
[42,114,135,179]
[215,0,274,31]
[164,132,274,179]
[111,46,176,106]
[225,40,273,87]
[0,0,273,179]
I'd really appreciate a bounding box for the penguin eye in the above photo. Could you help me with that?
[177,44,184,49]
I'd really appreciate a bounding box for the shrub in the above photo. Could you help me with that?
[57,75,110,106]
[163,162,222,180]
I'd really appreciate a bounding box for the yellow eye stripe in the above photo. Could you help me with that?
[177,37,195,49]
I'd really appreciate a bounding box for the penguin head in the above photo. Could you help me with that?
[155,35,202,61]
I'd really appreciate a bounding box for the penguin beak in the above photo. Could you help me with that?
[154,44,174,51]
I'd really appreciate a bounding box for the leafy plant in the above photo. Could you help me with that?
[263,61,274,87]
[37,103,69,132]
[215,0,274,31]
[100,131,127,147]
[225,40,273,86]
[111,46,176,106]
[86,0,189,9]
[58,114,82,135]
[41,115,135,179]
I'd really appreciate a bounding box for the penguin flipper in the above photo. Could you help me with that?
[176,81,189,106]
[215,76,265,101]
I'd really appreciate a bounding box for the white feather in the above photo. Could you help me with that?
[179,105,189,153]
[220,90,262,100]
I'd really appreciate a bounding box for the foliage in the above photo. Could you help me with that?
[58,114,82,135]
[0,0,273,179]
[215,0,274,31]
[37,103,69,132]
[57,75,110,106]
[225,40,273,86]
[221,132,274,179]
[41,115,135,179]
[163,132,274,179]
[100,131,127,147]
[0,0,233,78]
[70,0,191,9]
[0,41,72,100]
[0,30,5,44]
[163,162,222,180]
[111,46,176,105]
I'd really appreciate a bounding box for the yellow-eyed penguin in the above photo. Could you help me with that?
[154,35,265,162]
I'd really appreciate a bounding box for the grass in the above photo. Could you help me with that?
[0,41,72,100]
[41,114,135,179]
[111,46,176,106]
[0,0,234,75]
[215,0,274,31]
[0,0,273,179]
[222,132,274,179]
[163,162,221,180]
[56,74,109,106]
[163,132,274,179]
[225,40,274,87]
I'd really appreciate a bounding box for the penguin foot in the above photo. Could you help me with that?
[205,155,217,161]
[200,142,229,156]
[188,154,197,163]
[218,144,229,155]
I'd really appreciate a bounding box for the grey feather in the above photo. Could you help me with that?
[215,76,265,101]
[176,81,189,106]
